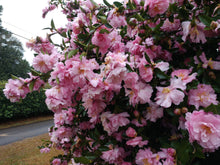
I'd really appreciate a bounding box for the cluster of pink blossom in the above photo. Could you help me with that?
[4,0,220,164]
[185,110,220,152]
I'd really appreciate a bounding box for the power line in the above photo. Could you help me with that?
[10,32,30,41]
[2,20,37,36]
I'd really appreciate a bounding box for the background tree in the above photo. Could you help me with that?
[0,5,30,80]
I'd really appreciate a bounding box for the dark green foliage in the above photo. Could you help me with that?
[0,85,52,122]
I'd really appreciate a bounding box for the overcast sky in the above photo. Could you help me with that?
[0,0,111,64]
[0,0,69,64]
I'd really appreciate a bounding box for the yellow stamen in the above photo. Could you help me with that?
[208,58,214,69]
[201,125,212,134]
[143,158,151,165]
[162,88,170,94]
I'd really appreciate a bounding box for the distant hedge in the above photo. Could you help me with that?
[0,82,52,122]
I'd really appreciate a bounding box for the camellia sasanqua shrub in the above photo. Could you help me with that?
[3,0,220,164]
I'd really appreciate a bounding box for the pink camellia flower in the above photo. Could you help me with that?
[54,108,75,126]
[79,0,96,12]
[54,112,65,126]
[155,61,170,72]
[32,53,57,73]
[52,158,61,165]
[171,69,197,84]
[25,73,45,91]
[125,81,153,106]
[108,8,127,28]
[185,110,220,151]
[124,72,139,89]
[45,86,72,112]
[101,147,126,164]
[40,147,51,153]
[144,102,164,122]
[143,37,154,46]
[182,21,207,44]
[144,0,170,17]
[158,148,176,165]
[92,26,111,55]
[188,84,218,109]
[81,84,106,123]
[126,136,148,147]
[42,4,56,18]
[101,112,130,135]
[132,118,147,127]
[178,115,186,130]
[52,126,74,144]
[3,78,30,102]
[126,127,137,138]
[126,36,147,56]
[169,0,184,5]
[161,18,181,32]
[155,78,186,108]
[194,52,220,70]
[135,148,159,165]
[26,37,54,54]
[138,57,153,82]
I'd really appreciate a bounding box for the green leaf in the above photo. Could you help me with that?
[80,52,87,60]
[192,142,205,159]
[126,64,134,72]
[199,15,212,27]
[98,15,108,24]
[96,47,100,57]
[168,3,178,13]
[99,28,110,34]
[29,80,36,92]
[178,8,189,20]
[74,157,92,164]
[78,33,89,41]
[154,68,170,80]
[152,20,164,32]
[60,31,67,38]
[132,13,145,22]
[90,0,99,7]
[11,74,19,80]
[51,19,56,30]
[103,0,113,8]
[98,146,109,151]
[56,77,60,85]
[186,80,199,90]
[204,104,220,115]
[144,53,152,64]
[85,155,97,161]
[171,139,193,165]
[42,27,52,30]
[80,6,86,13]
[113,1,123,8]
[31,69,41,76]
[68,49,78,59]
[212,84,220,93]
[104,23,113,29]
[126,0,136,10]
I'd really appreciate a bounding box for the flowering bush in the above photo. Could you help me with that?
[3,0,220,164]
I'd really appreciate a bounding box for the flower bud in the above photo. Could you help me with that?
[126,127,137,138]
[174,108,181,115]
[209,71,216,80]
[210,21,218,30]
[133,110,139,117]
[181,107,188,114]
